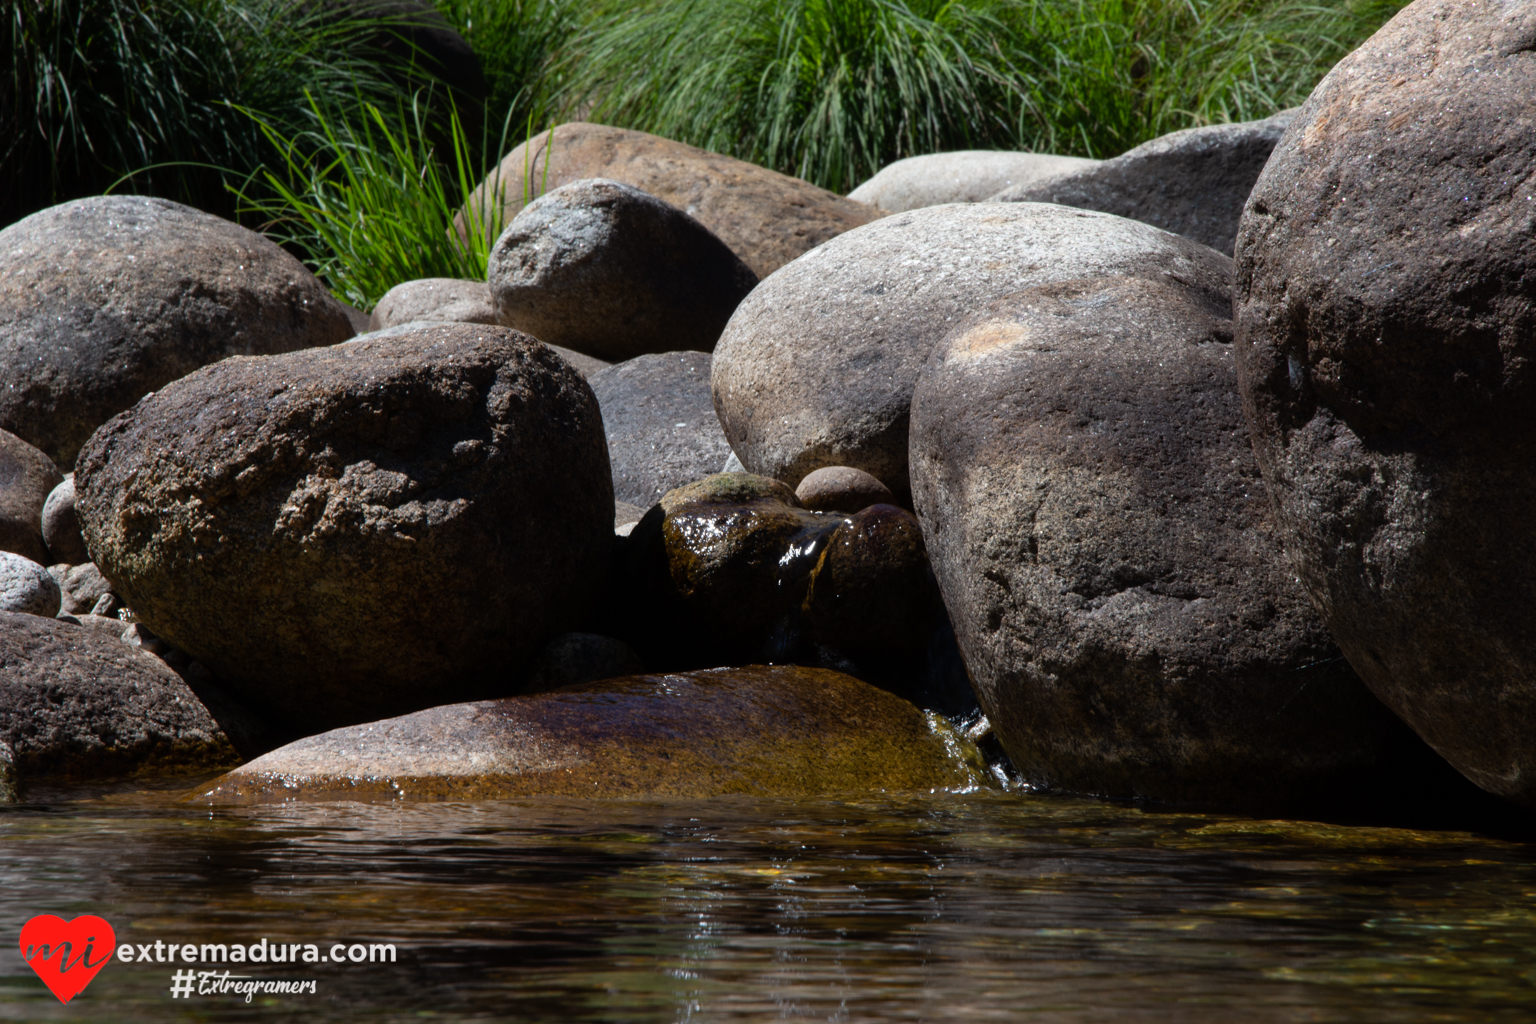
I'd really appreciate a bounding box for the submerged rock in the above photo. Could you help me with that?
[910,275,1461,810]
[590,351,734,508]
[613,473,970,711]
[0,196,354,466]
[194,665,989,803]
[990,110,1296,257]
[1234,0,1536,809]
[849,150,1099,212]
[460,122,882,279]
[0,429,62,565]
[0,611,241,779]
[488,179,759,361]
[711,202,1232,495]
[75,322,614,736]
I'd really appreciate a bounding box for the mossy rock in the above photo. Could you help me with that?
[194,665,990,804]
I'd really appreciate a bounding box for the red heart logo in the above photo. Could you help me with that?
[19,915,116,1004]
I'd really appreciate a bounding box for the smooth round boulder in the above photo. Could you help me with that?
[0,552,60,617]
[0,196,355,466]
[990,110,1296,257]
[368,278,498,330]
[74,322,614,736]
[0,428,62,564]
[194,665,989,803]
[849,150,1099,212]
[712,202,1233,495]
[589,351,734,508]
[460,122,883,280]
[911,276,1457,810]
[40,475,87,566]
[1234,0,1536,807]
[795,466,896,513]
[489,179,759,361]
[0,611,241,779]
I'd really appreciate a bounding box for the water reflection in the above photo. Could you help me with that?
[1,779,1533,1021]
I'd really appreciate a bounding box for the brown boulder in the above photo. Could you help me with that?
[194,665,988,803]
[75,322,614,736]
[460,122,882,279]
[1234,0,1536,807]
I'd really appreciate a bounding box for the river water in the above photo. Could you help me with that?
[2,775,1534,1022]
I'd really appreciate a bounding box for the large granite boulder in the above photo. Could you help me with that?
[1234,0,1536,808]
[910,275,1462,810]
[488,179,758,360]
[0,196,355,467]
[589,351,734,508]
[194,665,988,803]
[75,322,613,736]
[989,110,1295,257]
[368,278,498,330]
[0,428,62,564]
[460,122,883,279]
[0,611,241,780]
[849,150,1099,212]
[613,473,972,713]
[712,202,1232,495]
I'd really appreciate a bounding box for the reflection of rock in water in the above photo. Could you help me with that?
[608,472,980,721]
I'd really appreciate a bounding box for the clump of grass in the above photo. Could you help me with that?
[436,0,576,152]
[559,0,1408,193]
[233,92,510,310]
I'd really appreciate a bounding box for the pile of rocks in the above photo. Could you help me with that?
[2,0,1530,820]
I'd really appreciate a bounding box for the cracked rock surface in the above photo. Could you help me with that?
[75,322,613,736]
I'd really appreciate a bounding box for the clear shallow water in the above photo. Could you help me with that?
[2,777,1534,1022]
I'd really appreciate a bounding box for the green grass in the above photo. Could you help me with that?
[232,92,510,311]
[561,0,1409,194]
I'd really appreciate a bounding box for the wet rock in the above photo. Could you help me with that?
[795,466,896,513]
[521,633,645,694]
[488,179,759,361]
[195,665,988,803]
[0,429,62,564]
[40,475,88,566]
[74,321,614,736]
[0,611,241,779]
[849,151,1099,212]
[368,278,498,330]
[589,351,735,508]
[989,110,1295,257]
[910,275,1460,809]
[52,562,115,617]
[0,552,60,617]
[1233,0,1536,809]
[712,202,1232,495]
[613,473,967,709]
[0,196,355,466]
[461,122,883,279]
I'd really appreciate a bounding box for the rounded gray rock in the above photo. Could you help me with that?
[1234,0,1536,808]
[849,150,1099,212]
[795,466,896,513]
[368,278,499,330]
[589,351,734,508]
[712,202,1233,495]
[0,196,355,467]
[911,275,1457,810]
[41,475,87,566]
[990,110,1296,257]
[0,552,60,617]
[0,428,62,564]
[75,322,615,736]
[489,178,759,361]
[0,610,241,779]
